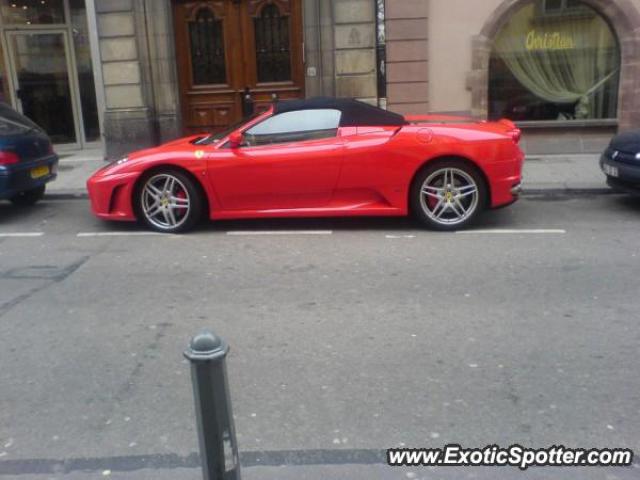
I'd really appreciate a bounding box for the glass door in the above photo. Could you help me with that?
[5,30,79,146]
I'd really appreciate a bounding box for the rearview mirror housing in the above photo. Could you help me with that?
[228,131,243,148]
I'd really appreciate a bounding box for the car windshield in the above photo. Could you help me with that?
[195,113,263,145]
[0,102,43,136]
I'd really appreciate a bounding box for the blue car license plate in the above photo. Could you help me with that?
[30,165,50,179]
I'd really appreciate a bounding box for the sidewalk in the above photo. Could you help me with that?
[46,150,610,198]
[49,149,105,198]
[522,153,608,194]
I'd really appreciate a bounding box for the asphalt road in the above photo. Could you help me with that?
[0,195,639,479]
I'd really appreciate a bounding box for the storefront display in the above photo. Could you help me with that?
[489,0,620,122]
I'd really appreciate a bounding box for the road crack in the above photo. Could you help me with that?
[0,256,91,318]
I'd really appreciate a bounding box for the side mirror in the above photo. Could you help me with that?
[228,131,243,148]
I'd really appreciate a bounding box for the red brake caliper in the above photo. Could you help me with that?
[176,188,187,219]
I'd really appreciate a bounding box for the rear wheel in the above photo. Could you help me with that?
[411,161,487,231]
[10,185,45,207]
[136,170,202,233]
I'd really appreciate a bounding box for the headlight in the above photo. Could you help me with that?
[97,156,129,174]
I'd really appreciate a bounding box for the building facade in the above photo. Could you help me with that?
[385,0,640,154]
[0,0,638,157]
[93,0,383,159]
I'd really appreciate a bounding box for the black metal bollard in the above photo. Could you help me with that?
[184,331,241,480]
[242,87,254,118]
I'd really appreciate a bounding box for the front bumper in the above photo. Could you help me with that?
[600,153,640,193]
[87,170,140,221]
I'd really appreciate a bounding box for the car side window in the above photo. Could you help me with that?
[243,109,341,146]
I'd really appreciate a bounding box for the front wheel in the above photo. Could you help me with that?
[410,161,487,231]
[10,185,45,207]
[136,170,203,233]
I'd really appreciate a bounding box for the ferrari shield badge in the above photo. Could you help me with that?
[195,150,205,159]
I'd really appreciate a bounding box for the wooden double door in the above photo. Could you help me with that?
[173,0,304,135]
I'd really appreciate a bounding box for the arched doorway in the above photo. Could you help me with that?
[172,0,305,135]
[470,0,640,131]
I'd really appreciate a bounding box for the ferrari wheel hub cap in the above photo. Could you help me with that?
[420,168,479,226]
[142,174,191,230]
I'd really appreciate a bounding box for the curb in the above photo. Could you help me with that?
[45,191,89,200]
[522,188,614,196]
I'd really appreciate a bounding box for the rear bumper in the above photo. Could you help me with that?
[0,155,58,200]
[489,174,523,208]
[510,182,523,196]
[488,147,524,208]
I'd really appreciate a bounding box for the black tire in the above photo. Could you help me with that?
[410,160,487,231]
[10,185,46,207]
[135,169,203,233]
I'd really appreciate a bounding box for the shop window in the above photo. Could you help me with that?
[543,0,586,14]
[489,0,620,122]
[9,32,76,143]
[254,4,291,83]
[544,0,563,11]
[0,0,65,25]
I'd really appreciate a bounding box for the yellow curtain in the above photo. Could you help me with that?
[494,3,618,119]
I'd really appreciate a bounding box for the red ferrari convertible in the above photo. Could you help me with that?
[87,98,524,233]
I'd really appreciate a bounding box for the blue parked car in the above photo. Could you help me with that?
[0,103,58,206]
[601,130,640,194]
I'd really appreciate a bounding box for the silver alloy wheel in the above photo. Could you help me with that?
[419,167,479,226]
[141,173,191,230]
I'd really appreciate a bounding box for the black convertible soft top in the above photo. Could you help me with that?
[273,97,407,127]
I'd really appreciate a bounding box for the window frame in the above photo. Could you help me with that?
[542,0,587,15]
[240,109,342,147]
[253,3,292,84]
[188,6,227,87]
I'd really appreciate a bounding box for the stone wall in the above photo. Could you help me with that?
[302,0,378,102]
[95,0,152,159]
[138,0,181,145]
[303,0,335,98]
[385,0,429,114]
[332,0,378,103]
[95,0,180,159]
